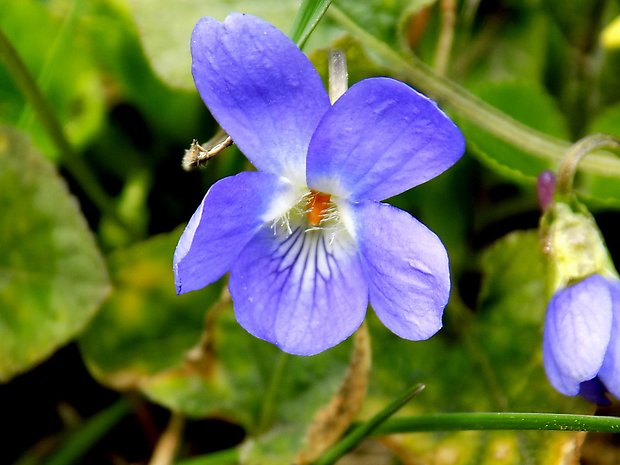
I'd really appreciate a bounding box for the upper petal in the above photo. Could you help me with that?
[191,14,330,183]
[348,200,450,340]
[229,225,368,355]
[542,274,613,396]
[306,77,465,201]
[599,278,620,398]
[174,171,295,294]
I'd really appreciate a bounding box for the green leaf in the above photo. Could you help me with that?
[124,0,302,90]
[0,0,105,160]
[77,0,204,140]
[79,227,359,463]
[238,338,355,465]
[333,0,422,50]
[364,230,593,464]
[590,103,620,137]
[459,81,568,183]
[79,228,222,405]
[463,13,550,86]
[0,126,110,382]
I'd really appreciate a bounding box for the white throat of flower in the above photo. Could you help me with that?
[269,187,351,247]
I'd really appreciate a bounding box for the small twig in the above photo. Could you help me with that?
[148,412,185,465]
[184,286,231,376]
[182,129,233,171]
[297,323,371,464]
[434,0,456,76]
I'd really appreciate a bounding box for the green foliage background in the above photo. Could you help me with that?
[1,0,620,464]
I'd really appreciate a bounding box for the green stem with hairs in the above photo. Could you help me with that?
[556,134,620,196]
[328,5,620,177]
[174,411,620,465]
[375,411,620,434]
[256,352,290,433]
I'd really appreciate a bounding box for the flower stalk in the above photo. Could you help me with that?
[538,134,620,400]
[174,412,620,465]
[328,5,620,178]
[556,134,620,198]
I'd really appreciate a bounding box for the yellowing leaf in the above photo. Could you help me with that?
[0,126,109,382]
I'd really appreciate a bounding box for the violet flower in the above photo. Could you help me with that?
[543,274,620,401]
[174,14,465,355]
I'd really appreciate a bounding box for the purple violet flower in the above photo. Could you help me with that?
[543,274,620,401]
[173,14,465,355]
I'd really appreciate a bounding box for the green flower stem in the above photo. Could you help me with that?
[328,5,620,178]
[174,411,620,465]
[376,412,620,434]
[256,352,290,433]
[311,384,426,465]
[0,27,137,236]
[39,398,131,465]
[175,448,238,465]
[556,134,620,197]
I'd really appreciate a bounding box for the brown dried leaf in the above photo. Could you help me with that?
[296,322,372,464]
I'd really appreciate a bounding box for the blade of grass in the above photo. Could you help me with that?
[311,383,426,465]
[175,448,239,465]
[289,0,334,47]
[24,399,131,465]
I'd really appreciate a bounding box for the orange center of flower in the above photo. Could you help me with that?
[307,190,332,226]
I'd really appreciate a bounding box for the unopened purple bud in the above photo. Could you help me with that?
[537,171,556,210]
[578,377,611,406]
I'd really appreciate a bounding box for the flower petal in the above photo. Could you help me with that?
[599,279,620,398]
[191,14,330,183]
[174,172,295,294]
[578,378,611,406]
[348,200,450,340]
[306,77,465,201]
[542,274,613,396]
[229,226,368,355]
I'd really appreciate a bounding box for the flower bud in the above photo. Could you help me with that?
[539,199,620,402]
[540,200,618,296]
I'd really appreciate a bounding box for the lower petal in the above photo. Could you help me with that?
[174,172,295,294]
[542,274,613,396]
[349,201,450,340]
[578,378,611,406]
[599,278,620,398]
[229,225,368,355]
